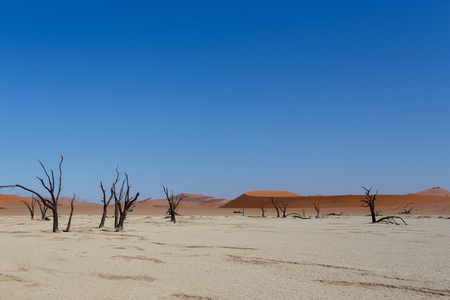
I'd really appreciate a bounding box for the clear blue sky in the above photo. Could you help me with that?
[1,1,449,202]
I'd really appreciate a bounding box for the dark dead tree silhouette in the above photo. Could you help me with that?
[162,185,186,223]
[271,197,280,217]
[99,168,120,228]
[257,201,267,217]
[279,201,289,218]
[0,156,65,232]
[21,197,36,219]
[113,173,148,232]
[63,195,75,232]
[399,204,414,215]
[361,187,377,223]
[377,216,407,225]
[312,203,320,218]
[36,198,49,220]
[361,187,407,225]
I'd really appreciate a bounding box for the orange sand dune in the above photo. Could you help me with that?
[222,191,450,215]
[137,193,229,208]
[244,191,302,197]
[412,187,450,197]
[0,194,29,206]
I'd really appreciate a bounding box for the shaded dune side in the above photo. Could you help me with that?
[222,193,450,209]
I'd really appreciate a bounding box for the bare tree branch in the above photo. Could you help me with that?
[0,156,65,232]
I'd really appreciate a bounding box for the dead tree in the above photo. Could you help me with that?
[280,202,289,218]
[0,156,65,232]
[377,216,407,225]
[21,197,37,219]
[257,201,267,217]
[399,204,414,215]
[271,197,280,217]
[162,185,186,223]
[99,168,120,228]
[287,212,311,219]
[36,199,49,220]
[312,203,320,218]
[361,186,378,223]
[113,173,147,232]
[63,195,75,232]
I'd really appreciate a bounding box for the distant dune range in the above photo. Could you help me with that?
[221,188,450,215]
[222,189,450,208]
[1,187,449,215]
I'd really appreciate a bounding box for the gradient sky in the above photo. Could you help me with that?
[1,1,449,203]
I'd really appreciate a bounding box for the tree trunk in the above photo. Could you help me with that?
[271,198,280,217]
[114,202,119,229]
[65,197,75,232]
[170,204,176,223]
[52,206,59,233]
[370,205,376,223]
[99,205,108,228]
[116,212,127,232]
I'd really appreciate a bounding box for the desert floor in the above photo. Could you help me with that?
[0,214,449,299]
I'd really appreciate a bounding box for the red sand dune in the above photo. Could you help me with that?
[221,190,450,215]
[138,193,229,208]
[0,194,29,206]
[412,187,450,197]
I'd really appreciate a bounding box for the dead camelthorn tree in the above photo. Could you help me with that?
[257,201,267,217]
[280,201,289,218]
[36,198,49,220]
[113,172,149,232]
[99,168,120,228]
[21,197,37,219]
[399,204,414,215]
[0,156,65,232]
[162,185,186,223]
[312,203,320,218]
[63,195,75,232]
[271,197,280,217]
[361,186,378,223]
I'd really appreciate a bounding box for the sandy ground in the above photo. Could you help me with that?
[0,214,449,299]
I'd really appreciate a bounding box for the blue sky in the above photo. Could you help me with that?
[1,1,449,202]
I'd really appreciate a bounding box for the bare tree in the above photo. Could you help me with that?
[162,185,186,223]
[36,198,49,220]
[399,204,414,215]
[257,201,267,217]
[21,197,37,219]
[0,156,65,232]
[113,173,147,232]
[377,216,407,225]
[271,197,280,217]
[361,186,377,223]
[312,203,320,218]
[64,195,75,232]
[279,201,289,218]
[99,168,120,228]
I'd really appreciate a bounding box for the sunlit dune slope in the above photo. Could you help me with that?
[412,187,450,197]
[0,194,29,206]
[222,191,450,209]
[221,191,303,208]
[137,193,229,208]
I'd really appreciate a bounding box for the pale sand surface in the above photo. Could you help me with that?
[1,215,449,299]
